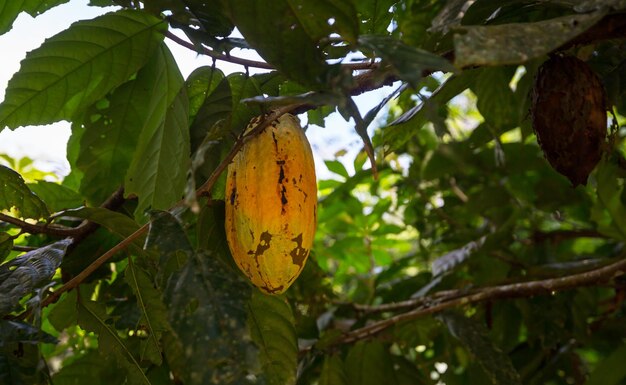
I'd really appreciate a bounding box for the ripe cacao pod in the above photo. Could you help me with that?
[225,114,317,294]
[531,55,607,186]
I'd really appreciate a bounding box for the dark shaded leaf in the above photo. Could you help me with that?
[355,0,397,34]
[585,344,626,385]
[0,165,49,219]
[438,310,522,385]
[345,341,396,385]
[77,296,151,385]
[0,319,57,346]
[319,354,348,385]
[592,159,626,241]
[0,10,166,128]
[124,258,169,365]
[0,232,12,263]
[223,0,331,87]
[52,350,126,385]
[472,66,520,129]
[248,292,297,385]
[151,212,255,384]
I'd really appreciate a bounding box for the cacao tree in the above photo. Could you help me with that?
[1,1,626,384]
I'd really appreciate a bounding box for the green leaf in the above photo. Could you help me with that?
[472,67,519,129]
[0,232,12,263]
[438,310,522,385]
[27,181,84,213]
[0,165,49,219]
[0,0,68,35]
[48,290,77,332]
[186,67,229,151]
[58,207,140,241]
[0,239,71,316]
[319,354,348,385]
[223,0,331,87]
[325,160,350,179]
[585,344,626,385]
[454,12,604,67]
[228,72,264,133]
[77,43,182,205]
[77,296,151,385]
[354,0,396,34]
[592,159,626,240]
[0,9,167,129]
[52,350,126,385]
[124,45,190,220]
[124,258,169,365]
[359,35,456,86]
[345,341,396,385]
[248,291,298,385]
[152,212,255,384]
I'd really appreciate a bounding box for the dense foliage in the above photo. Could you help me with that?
[1,1,626,384]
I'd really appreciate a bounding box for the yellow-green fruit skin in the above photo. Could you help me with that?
[225,114,317,294]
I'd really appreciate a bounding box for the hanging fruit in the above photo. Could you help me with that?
[531,55,608,187]
[225,113,317,294]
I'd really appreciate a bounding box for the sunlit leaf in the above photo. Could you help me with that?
[124,47,190,219]
[0,165,49,219]
[27,181,83,213]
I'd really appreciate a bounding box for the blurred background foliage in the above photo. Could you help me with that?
[1,0,626,384]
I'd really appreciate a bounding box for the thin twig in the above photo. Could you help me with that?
[165,31,379,72]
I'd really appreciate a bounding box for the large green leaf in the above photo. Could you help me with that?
[0,0,68,35]
[186,66,228,151]
[124,44,190,220]
[0,9,166,129]
[438,310,522,385]
[0,165,49,219]
[472,66,520,130]
[27,181,83,213]
[345,341,396,385]
[319,354,348,385]
[248,291,298,385]
[58,207,140,241]
[77,43,182,205]
[77,296,151,385]
[354,0,397,34]
[586,344,626,385]
[592,159,626,240]
[124,258,169,366]
[454,12,604,67]
[149,212,255,384]
[52,350,126,385]
[223,0,332,87]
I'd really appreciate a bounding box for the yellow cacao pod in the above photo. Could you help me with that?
[225,114,317,294]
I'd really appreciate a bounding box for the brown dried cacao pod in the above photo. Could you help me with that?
[531,55,607,186]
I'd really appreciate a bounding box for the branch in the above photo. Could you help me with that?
[0,213,78,237]
[165,31,379,72]
[331,255,626,345]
